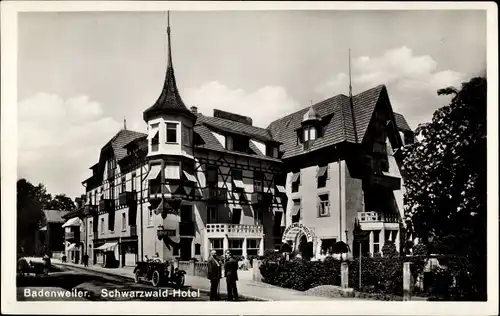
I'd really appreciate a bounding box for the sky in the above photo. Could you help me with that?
[17,10,487,199]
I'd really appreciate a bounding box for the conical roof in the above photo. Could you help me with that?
[143,12,195,122]
[302,106,320,123]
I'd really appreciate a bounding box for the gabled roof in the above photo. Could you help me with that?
[267,85,412,159]
[394,113,412,132]
[105,129,147,162]
[62,208,84,220]
[42,210,69,223]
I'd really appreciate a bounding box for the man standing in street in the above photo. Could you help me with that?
[207,250,221,301]
[224,250,239,301]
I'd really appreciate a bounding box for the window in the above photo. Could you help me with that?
[317,165,328,188]
[232,135,249,153]
[195,243,201,255]
[318,194,330,217]
[291,172,300,193]
[206,166,218,187]
[131,172,136,191]
[109,181,115,200]
[210,238,224,256]
[166,122,178,143]
[253,209,263,225]
[121,176,126,193]
[164,162,180,180]
[266,145,278,158]
[94,191,97,205]
[385,230,398,244]
[373,230,381,255]
[228,239,243,256]
[291,199,301,223]
[89,220,93,236]
[151,123,159,151]
[180,205,192,222]
[232,208,241,224]
[100,218,105,234]
[231,169,244,191]
[321,238,337,253]
[121,213,126,231]
[148,206,153,226]
[303,126,317,142]
[207,205,218,224]
[253,171,264,192]
[182,125,192,146]
[247,239,260,256]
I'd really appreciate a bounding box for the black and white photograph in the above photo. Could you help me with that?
[1,1,498,315]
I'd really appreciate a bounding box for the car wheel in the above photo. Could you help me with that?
[134,270,141,284]
[151,270,161,287]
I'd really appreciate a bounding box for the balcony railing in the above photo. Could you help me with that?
[98,199,114,212]
[119,191,136,206]
[206,223,263,237]
[202,187,228,202]
[179,221,195,236]
[358,211,399,223]
[65,231,75,240]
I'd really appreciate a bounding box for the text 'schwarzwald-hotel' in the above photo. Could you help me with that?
[64,18,415,267]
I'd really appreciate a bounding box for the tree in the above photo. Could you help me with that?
[17,179,51,254]
[400,77,486,298]
[46,194,76,212]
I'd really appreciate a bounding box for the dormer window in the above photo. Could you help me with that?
[265,144,279,158]
[166,123,178,143]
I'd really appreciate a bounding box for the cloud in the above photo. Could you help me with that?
[183,81,300,128]
[18,93,121,198]
[315,46,466,129]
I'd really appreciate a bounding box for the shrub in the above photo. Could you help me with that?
[382,242,398,258]
[280,243,292,253]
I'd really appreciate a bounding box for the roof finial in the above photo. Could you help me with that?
[123,117,127,130]
[167,10,172,67]
[348,48,352,98]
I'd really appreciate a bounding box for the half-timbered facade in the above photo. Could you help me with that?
[81,16,414,264]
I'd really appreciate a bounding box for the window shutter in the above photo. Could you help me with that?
[317,199,321,217]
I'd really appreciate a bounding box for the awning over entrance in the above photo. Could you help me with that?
[144,165,162,181]
[232,179,244,189]
[95,242,118,251]
[62,217,81,228]
[183,170,197,182]
[39,226,47,231]
[290,172,300,183]
[66,243,77,251]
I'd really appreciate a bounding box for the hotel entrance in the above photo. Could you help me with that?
[179,237,192,261]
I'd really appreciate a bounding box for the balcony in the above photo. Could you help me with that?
[65,231,75,240]
[358,211,399,223]
[130,225,137,237]
[98,199,114,212]
[206,223,263,238]
[369,173,401,190]
[119,191,136,206]
[202,187,228,202]
[251,192,273,205]
[84,204,97,216]
[179,221,195,236]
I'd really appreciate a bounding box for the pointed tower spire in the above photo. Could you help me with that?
[143,11,196,122]
[348,49,359,143]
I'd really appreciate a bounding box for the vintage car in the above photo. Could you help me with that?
[133,259,186,287]
[17,257,50,276]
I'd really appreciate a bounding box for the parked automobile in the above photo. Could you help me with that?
[133,258,186,287]
[17,258,46,276]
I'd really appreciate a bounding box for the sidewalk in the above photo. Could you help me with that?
[52,260,344,301]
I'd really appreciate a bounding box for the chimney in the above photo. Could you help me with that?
[75,197,82,208]
[190,106,198,114]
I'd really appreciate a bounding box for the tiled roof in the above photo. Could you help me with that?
[394,113,412,132]
[107,129,147,162]
[267,85,412,159]
[42,210,69,223]
[62,208,84,219]
[196,114,277,143]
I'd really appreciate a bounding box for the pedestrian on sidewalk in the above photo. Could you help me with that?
[224,250,239,301]
[83,253,89,267]
[207,250,222,301]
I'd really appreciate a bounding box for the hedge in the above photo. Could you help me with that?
[260,254,482,300]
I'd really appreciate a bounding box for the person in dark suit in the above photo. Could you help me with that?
[207,250,222,301]
[224,250,239,301]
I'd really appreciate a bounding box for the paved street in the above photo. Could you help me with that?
[17,265,255,301]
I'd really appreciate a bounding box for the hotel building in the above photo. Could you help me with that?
[77,17,413,266]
